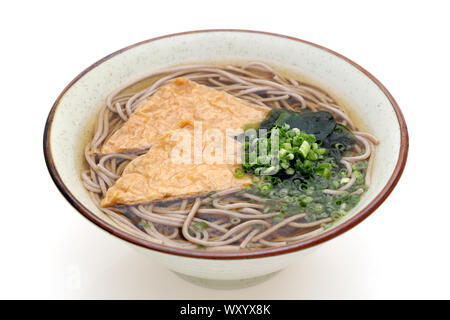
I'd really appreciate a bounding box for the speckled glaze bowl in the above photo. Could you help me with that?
[44,30,408,287]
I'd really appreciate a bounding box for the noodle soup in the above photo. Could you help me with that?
[82,62,378,251]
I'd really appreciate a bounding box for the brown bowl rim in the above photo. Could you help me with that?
[43,29,409,260]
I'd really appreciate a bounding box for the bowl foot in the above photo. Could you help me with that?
[172,270,281,289]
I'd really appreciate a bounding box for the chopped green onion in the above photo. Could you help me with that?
[192,221,207,232]
[340,177,351,185]
[299,141,311,158]
[272,215,285,224]
[233,110,367,232]
[234,167,245,178]
[137,221,150,228]
[230,217,241,225]
[285,168,295,175]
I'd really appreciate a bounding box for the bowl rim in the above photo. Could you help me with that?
[43,29,409,260]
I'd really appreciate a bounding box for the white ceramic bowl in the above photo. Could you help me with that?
[44,30,408,287]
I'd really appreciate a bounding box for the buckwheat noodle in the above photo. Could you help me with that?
[82,62,378,250]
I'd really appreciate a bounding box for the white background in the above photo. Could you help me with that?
[1,0,449,299]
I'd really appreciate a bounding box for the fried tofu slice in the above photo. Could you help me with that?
[101,129,251,207]
[100,77,270,154]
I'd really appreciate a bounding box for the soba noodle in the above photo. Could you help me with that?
[82,62,378,250]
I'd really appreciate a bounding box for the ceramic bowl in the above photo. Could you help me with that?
[44,30,408,288]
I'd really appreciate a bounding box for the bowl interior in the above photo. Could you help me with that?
[46,30,405,257]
